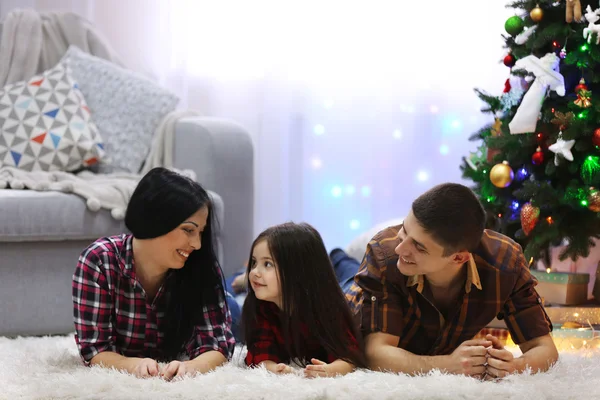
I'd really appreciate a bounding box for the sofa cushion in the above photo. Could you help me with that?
[0,189,224,244]
[0,62,105,171]
[61,46,180,174]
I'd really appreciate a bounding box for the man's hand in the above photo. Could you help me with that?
[445,339,491,376]
[160,360,197,381]
[131,357,160,378]
[485,334,520,379]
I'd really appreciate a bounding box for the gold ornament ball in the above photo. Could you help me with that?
[589,188,600,212]
[530,6,543,23]
[490,161,514,188]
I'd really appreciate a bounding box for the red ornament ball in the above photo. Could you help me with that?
[575,78,588,94]
[593,128,600,147]
[532,150,544,165]
[504,54,516,67]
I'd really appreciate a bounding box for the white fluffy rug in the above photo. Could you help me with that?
[1,334,599,400]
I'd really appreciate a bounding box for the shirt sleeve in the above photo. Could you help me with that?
[185,279,236,360]
[347,235,406,338]
[325,327,360,364]
[244,304,284,366]
[502,252,553,344]
[72,248,117,365]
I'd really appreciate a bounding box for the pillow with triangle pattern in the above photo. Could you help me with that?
[0,62,105,172]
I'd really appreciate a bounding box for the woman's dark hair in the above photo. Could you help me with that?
[241,222,367,368]
[125,167,225,360]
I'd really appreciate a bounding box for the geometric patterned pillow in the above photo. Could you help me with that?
[0,62,105,172]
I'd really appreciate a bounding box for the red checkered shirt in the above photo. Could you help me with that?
[245,301,357,366]
[72,234,235,364]
[346,225,552,355]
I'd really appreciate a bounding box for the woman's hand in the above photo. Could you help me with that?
[160,360,197,381]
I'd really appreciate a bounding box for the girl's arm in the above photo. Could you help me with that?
[304,358,355,378]
[259,360,294,374]
[245,303,289,372]
[160,350,227,380]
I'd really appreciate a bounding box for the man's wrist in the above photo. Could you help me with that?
[434,354,453,373]
[512,355,526,373]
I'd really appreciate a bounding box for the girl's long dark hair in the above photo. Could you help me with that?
[241,222,367,368]
[125,167,226,360]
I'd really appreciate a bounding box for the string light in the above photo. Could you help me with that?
[416,170,429,182]
[582,155,600,183]
[517,168,529,180]
[451,120,462,129]
[546,216,553,224]
[349,219,360,230]
[331,186,342,197]
[310,157,323,169]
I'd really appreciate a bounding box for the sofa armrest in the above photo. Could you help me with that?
[172,117,254,276]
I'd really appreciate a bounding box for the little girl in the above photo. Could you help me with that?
[241,222,367,377]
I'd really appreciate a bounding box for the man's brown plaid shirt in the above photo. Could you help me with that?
[346,225,552,355]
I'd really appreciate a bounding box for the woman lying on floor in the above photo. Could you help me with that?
[72,167,236,380]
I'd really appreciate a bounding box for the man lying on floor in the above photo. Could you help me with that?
[343,183,558,378]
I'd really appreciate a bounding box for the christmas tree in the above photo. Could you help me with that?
[462,0,600,265]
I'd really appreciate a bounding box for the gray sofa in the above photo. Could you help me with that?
[0,117,254,336]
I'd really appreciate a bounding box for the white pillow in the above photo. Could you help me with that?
[345,218,404,261]
[61,46,180,173]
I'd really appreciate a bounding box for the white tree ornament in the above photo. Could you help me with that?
[549,134,576,166]
[584,5,600,44]
[508,53,565,135]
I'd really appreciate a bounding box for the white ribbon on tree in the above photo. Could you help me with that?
[508,53,566,135]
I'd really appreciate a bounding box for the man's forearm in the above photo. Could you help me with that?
[515,343,559,373]
[367,344,449,375]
